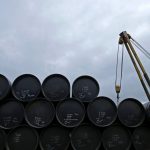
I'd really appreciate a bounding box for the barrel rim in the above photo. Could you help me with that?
[6,125,39,150]
[39,125,70,150]
[12,74,41,102]
[25,99,55,128]
[0,74,11,101]
[70,124,101,150]
[72,75,100,102]
[0,100,25,129]
[102,125,132,150]
[56,98,85,128]
[42,74,70,102]
[117,98,146,127]
[87,96,117,127]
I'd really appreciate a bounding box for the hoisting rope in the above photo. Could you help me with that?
[131,37,150,60]
[115,43,124,105]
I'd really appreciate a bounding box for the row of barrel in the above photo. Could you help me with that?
[0,74,99,102]
[0,97,149,129]
[0,124,150,150]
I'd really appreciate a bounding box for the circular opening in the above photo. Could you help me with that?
[25,99,55,128]
[12,74,41,102]
[72,75,100,102]
[71,125,101,150]
[0,74,11,101]
[7,126,39,150]
[56,98,85,127]
[118,98,145,127]
[0,100,24,129]
[87,96,117,127]
[40,126,70,150]
[102,126,131,150]
[132,126,150,150]
[42,74,70,101]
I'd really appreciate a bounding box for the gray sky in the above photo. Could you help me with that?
[0,0,150,103]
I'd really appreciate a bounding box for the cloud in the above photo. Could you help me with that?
[0,0,150,102]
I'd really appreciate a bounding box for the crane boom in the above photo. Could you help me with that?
[118,31,150,101]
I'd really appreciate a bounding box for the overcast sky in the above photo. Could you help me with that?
[0,0,150,103]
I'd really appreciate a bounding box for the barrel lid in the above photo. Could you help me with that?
[71,125,101,150]
[87,96,117,127]
[25,99,55,128]
[7,126,38,150]
[0,100,24,129]
[0,74,10,101]
[42,74,70,101]
[12,74,41,102]
[118,98,145,127]
[40,126,70,150]
[102,126,131,150]
[72,75,99,102]
[56,98,85,128]
[0,129,5,150]
[132,126,150,150]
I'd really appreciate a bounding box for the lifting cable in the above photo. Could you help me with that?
[131,37,150,60]
[115,43,124,105]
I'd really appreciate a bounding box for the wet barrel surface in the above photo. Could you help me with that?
[71,125,101,150]
[72,75,99,102]
[132,126,150,150]
[118,98,145,127]
[56,98,85,127]
[25,99,55,128]
[87,96,117,127]
[102,126,131,150]
[42,74,70,101]
[12,74,41,102]
[0,74,11,101]
[40,126,70,150]
[0,100,24,129]
[0,129,5,150]
[7,126,39,150]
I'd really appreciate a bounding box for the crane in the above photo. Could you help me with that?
[115,31,150,103]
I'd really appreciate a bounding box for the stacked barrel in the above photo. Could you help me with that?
[0,74,150,150]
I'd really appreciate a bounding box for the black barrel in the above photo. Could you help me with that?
[102,125,131,150]
[42,74,70,101]
[87,96,117,127]
[70,125,101,150]
[12,74,41,102]
[143,102,150,122]
[40,126,70,150]
[72,75,99,102]
[132,126,150,150]
[25,99,55,128]
[56,98,85,127]
[118,98,145,127]
[7,126,38,150]
[0,100,24,129]
[0,74,11,101]
[0,129,5,150]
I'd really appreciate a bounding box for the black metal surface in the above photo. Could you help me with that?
[118,98,145,127]
[132,126,150,150]
[0,74,11,101]
[0,129,5,150]
[56,98,85,127]
[72,75,99,102]
[25,99,55,128]
[102,125,131,150]
[12,74,41,102]
[87,96,117,127]
[40,126,70,150]
[42,74,70,101]
[71,124,101,150]
[7,126,38,150]
[0,100,24,129]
